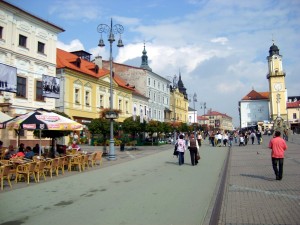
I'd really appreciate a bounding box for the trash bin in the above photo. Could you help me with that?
[120,143,125,151]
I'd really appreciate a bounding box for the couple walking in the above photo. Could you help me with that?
[176,134,200,166]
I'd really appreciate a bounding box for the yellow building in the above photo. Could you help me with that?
[56,49,134,142]
[266,42,287,121]
[170,88,189,123]
[169,73,189,123]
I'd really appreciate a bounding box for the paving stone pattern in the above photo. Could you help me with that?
[218,135,300,225]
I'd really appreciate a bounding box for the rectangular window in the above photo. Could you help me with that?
[148,78,150,86]
[36,80,44,101]
[154,93,156,101]
[19,34,27,48]
[293,113,297,119]
[144,106,147,115]
[119,99,122,110]
[85,91,90,106]
[158,82,160,90]
[38,41,45,54]
[125,101,128,113]
[99,95,103,108]
[153,80,156,88]
[148,90,151,98]
[75,88,80,103]
[16,76,26,97]
[0,26,3,39]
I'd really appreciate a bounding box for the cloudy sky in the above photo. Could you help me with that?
[7,0,300,127]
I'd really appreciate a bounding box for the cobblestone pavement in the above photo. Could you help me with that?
[218,134,300,225]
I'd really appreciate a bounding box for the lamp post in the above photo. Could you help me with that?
[189,93,197,135]
[97,19,124,160]
[171,74,178,144]
[276,93,281,117]
[200,102,206,115]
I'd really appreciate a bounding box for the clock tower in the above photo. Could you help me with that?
[266,42,287,121]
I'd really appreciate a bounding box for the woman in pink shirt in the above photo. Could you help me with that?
[268,131,287,180]
[176,134,187,166]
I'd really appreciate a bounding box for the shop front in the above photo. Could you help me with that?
[73,116,93,145]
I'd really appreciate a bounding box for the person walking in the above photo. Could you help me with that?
[176,134,186,166]
[188,134,199,166]
[250,131,256,144]
[256,130,262,145]
[268,130,288,180]
[197,131,202,147]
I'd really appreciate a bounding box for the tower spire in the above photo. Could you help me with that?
[140,42,152,71]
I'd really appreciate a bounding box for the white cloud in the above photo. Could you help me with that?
[211,37,228,45]
[55,0,300,126]
[57,39,85,52]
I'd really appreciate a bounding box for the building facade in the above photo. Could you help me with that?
[202,109,233,131]
[102,44,170,122]
[0,1,64,146]
[266,42,287,121]
[239,90,270,129]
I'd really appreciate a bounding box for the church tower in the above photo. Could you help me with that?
[140,43,152,71]
[266,41,287,121]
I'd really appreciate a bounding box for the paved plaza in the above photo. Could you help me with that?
[0,134,299,225]
[217,134,300,225]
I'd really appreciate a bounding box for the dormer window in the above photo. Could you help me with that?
[75,58,81,67]
[94,65,99,73]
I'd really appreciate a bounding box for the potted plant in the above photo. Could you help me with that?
[120,134,130,151]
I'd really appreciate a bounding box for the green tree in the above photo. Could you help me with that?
[122,116,143,138]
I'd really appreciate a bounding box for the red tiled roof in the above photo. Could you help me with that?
[197,116,209,120]
[287,100,300,108]
[56,48,134,91]
[242,90,269,100]
[205,110,232,119]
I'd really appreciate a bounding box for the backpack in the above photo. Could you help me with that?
[189,139,197,150]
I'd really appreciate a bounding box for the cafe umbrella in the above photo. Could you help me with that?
[2,108,83,155]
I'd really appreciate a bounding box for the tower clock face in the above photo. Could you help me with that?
[273,83,282,91]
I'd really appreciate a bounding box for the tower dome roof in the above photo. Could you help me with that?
[269,43,280,56]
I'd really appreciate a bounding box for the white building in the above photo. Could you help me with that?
[0,1,64,146]
[102,44,170,122]
[239,89,270,129]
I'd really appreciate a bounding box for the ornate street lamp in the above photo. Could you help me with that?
[97,19,124,160]
[189,93,197,135]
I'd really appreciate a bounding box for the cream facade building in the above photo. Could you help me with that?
[0,1,64,146]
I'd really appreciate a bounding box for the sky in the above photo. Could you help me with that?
[6,0,300,127]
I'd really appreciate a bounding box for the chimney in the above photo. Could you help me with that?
[94,56,103,69]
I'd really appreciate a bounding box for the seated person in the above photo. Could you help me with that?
[4,145,17,159]
[18,143,25,153]
[69,141,81,151]
[24,146,34,159]
[32,144,40,155]
[11,150,25,159]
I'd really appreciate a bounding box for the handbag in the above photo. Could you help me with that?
[196,151,200,160]
[173,143,179,156]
